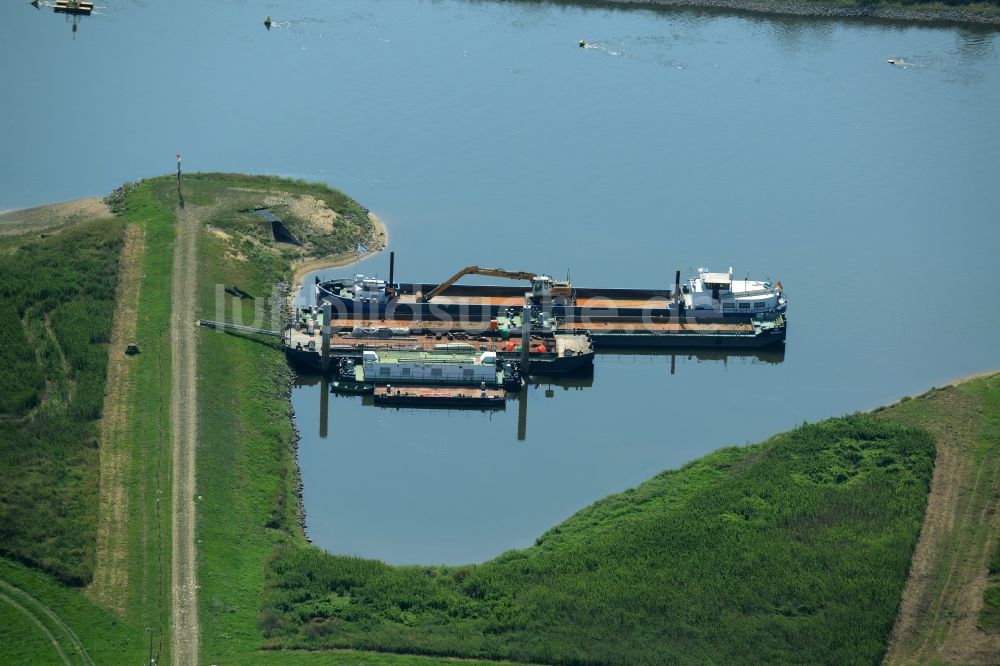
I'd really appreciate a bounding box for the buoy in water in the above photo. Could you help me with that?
[887,59,896,65]
[579,39,586,48]
[264,15,272,29]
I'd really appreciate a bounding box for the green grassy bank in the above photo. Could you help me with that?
[260,417,934,664]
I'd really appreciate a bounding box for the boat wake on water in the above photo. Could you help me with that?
[885,36,989,83]
[265,17,326,31]
[886,57,927,69]
[582,41,630,59]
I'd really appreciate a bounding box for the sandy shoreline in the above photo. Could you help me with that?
[288,211,389,304]
[0,197,113,236]
[946,369,1000,387]
[570,0,1000,25]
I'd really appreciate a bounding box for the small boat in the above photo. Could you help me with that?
[53,0,94,15]
[330,378,374,395]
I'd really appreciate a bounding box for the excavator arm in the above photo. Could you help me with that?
[422,265,537,302]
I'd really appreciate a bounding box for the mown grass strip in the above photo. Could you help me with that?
[879,376,1000,663]
[0,558,140,664]
[0,588,72,665]
[114,177,181,663]
[0,579,94,665]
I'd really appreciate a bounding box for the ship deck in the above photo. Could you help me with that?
[388,294,672,309]
[345,319,753,334]
[287,318,754,353]
[373,385,507,409]
[567,320,753,334]
[287,328,559,353]
[375,385,505,399]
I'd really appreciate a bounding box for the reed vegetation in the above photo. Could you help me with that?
[0,218,124,585]
[262,416,934,664]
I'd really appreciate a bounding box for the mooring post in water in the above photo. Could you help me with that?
[389,251,395,286]
[319,374,329,439]
[321,302,331,373]
[517,382,528,442]
[521,304,531,372]
[674,270,686,322]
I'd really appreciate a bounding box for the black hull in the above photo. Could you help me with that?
[496,351,595,374]
[586,329,786,350]
[373,395,505,410]
[285,347,324,371]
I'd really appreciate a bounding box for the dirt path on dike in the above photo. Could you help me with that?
[170,206,200,664]
[89,223,145,615]
[883,373,1000,665]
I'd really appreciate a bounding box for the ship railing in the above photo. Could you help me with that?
[728,288,776,299]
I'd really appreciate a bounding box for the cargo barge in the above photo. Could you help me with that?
[373,386,506,410]
[302,254,786,351]
[563,315,786,349]
[284,314,596,376]
[314,255,785,323]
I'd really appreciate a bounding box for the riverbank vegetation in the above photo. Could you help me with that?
[586,0,1000,25]
[260,416,935,664]
[0,217,124,586]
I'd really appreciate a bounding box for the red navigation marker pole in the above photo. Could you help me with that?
[176,153,184,207]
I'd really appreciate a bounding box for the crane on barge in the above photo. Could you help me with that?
[421,265,574,303]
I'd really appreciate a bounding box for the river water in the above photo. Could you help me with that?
[3,0,998,565]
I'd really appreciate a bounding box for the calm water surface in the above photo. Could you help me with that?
[3,0,999,564]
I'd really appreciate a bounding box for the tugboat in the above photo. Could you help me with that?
[682,268,785,316]
[329,358,375,395]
